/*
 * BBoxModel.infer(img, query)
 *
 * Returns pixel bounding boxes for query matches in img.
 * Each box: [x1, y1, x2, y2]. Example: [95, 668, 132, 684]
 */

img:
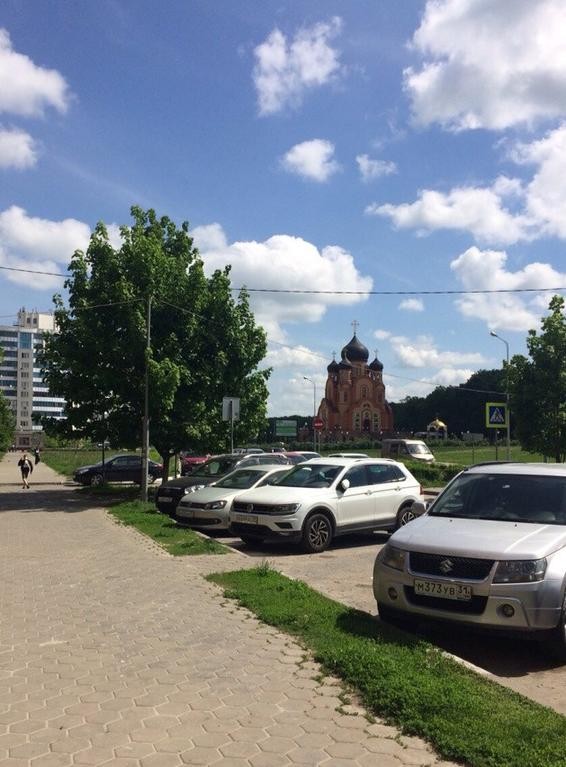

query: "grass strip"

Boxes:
[208, 565, 566, 767]
[108, 500, 227, 556]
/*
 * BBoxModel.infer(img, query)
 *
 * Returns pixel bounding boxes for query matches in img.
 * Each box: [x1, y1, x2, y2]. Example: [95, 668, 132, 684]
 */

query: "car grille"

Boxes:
[232, 501, 280, 515]
[409, 552, 494, 581]
[184, 502, 207, 510]
[405, 587, 488, 615]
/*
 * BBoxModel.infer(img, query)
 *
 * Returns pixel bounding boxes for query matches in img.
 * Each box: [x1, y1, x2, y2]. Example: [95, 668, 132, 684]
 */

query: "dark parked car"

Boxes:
[156, 452, 292, 515]
[73, 455, 163, 486]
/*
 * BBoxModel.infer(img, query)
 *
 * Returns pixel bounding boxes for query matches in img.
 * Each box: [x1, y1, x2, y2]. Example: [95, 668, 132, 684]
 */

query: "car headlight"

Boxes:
[183, 484, 205, 494]
[493, 558, 547, 583]
[205, 500, 227, 510]
[379, 545, 407, 571]
[271, 503, 301, 515]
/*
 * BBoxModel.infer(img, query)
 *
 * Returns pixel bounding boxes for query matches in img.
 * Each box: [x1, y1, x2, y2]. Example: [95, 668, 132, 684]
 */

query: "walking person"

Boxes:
[34, 447, 41, 465]
[18, 453, 33, 489]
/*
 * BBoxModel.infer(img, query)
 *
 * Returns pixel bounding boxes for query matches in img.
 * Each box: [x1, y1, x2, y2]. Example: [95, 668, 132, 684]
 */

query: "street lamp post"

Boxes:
[303, 376, 317, 452]
[490, 331, 511, 461]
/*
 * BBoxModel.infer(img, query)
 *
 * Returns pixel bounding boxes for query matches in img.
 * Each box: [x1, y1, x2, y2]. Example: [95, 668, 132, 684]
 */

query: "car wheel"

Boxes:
[544, 593, 566, 662]
[240, 534, 264, 547]
[90, 473, 104, 487]
[396, 503, 417, 529]
[377, 602, 418, 632]
[302, 512, 333, 553]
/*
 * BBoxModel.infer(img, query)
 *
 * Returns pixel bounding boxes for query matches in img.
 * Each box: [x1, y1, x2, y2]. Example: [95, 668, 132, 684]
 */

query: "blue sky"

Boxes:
[1, 0, 566, 418]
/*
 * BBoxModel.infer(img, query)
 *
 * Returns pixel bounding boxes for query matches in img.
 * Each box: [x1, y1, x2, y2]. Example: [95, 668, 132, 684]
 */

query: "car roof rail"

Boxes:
[465, 461, 515, 468]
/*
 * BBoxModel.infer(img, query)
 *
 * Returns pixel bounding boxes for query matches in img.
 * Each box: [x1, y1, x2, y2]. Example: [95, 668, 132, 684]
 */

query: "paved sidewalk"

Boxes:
[0, 451, 67, 487]
[0, 455, 456, 767]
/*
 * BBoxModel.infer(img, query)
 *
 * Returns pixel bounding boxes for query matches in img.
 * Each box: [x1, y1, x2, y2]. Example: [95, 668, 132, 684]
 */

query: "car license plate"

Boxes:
[233, 513, 258, 525]
[177, 508, 193, 518]
[414, 579, 472, 601]
[159, 497, 172, 503]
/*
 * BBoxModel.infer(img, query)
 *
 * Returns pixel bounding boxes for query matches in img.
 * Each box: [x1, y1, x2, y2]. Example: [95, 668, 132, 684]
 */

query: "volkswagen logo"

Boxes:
[246, 504, 254, 513]
[439, 558, 454, 574]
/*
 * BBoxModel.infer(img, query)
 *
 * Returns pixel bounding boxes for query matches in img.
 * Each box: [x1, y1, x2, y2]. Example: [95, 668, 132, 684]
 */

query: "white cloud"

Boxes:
[399, 298, 424, 312]
[369, 178, 530, 245]
[356, 154, 396, 182]
[281, 139, 339, 182]
[265, 342, 323, 370]
[450, 245, 566, 331]
[0, 206, 90, 263]
[373, 329, 391, 340]
[192, 223, 372, 340]
[0, 28, 70, 117]
[253, 18, 343, 116]
[405, 0, 566, 130]
[0, 127, 37, 169]
[429, 368, 476, 386]
[388, 333, 486, 369]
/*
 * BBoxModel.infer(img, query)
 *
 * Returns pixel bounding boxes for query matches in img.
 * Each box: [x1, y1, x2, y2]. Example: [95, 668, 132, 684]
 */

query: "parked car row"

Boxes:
[73, 455, 163, 486]
[161, 456, 423, 553]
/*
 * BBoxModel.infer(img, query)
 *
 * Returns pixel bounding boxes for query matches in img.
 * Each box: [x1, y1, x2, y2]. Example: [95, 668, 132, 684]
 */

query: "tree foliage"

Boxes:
[508, 295, 566, 462]
[41, 207, 270, 470]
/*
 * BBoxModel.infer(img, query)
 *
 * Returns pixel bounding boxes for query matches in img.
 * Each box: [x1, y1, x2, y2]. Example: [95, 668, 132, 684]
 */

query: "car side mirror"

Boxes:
[412, 500, 427, 517]
[339, 479, 350, 492]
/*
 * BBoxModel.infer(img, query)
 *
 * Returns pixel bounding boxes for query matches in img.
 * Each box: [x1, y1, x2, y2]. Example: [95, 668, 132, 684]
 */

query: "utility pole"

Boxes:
[141, 295, 152, 501]
[490, 331, 511, 461]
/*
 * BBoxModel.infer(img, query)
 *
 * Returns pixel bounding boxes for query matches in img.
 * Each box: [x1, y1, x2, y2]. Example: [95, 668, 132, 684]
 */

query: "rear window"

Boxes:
[193, 458, 238, 477]
[276, 463, 343, 488]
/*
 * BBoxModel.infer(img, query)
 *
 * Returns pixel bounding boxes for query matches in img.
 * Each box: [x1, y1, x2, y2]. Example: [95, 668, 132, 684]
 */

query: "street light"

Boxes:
[303, 376, 317, 452]
[490, 330, 511, 461]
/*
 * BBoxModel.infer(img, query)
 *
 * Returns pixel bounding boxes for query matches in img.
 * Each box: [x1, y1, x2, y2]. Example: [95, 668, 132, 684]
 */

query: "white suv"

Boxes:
[229, 458, 423, 553]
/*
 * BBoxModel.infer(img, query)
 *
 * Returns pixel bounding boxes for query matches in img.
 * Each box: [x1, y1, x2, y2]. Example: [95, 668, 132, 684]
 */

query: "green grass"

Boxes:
[108, 500, 227, 556]
[433, 444, 544, 465]
[208, 566, 566, 767]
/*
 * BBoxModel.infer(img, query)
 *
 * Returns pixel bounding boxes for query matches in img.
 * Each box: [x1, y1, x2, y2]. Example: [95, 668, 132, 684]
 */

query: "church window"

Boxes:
[343, 391, 348, 403]
[353, 412, 361, 430]
[361, 385, 367, 398]
[373, 413, 380, 430]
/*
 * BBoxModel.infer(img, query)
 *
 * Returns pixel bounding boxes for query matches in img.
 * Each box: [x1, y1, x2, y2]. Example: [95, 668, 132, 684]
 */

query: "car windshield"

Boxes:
[429, 473, 566, 525]
[215, 469, 266, 489]
[407, 444, 431, 455]
[275, 463, 343, 488]
[192, 458, 238, 477]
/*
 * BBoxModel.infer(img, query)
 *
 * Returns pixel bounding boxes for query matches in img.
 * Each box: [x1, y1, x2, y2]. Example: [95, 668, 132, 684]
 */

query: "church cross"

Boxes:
[351, 320, 359, 335]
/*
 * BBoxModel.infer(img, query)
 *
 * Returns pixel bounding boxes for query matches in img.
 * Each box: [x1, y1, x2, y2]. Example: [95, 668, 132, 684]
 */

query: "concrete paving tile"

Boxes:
[201, 720, 237, 735]
[140, 754, 182, 767]
[248, 753, 291, 767]
[358, 756, 403, 767]
[286, 747, 328, 765]
[191, 732, 231, 749]
[30, 753, 73, 767]
[9, 741, 51, 759]
[328, 726, 366, 744]
[365, 722, 398, 739]
[325, 741, 365, 760]
[114, 743, 156, 759]
[9, 719, 47, 734]
[179, 746, 222, 764]
[50, 737, 92, 754]
[219, 740, 260, 759]
[154, 738, 196, 754]
[257, 737, 294, 755]
[229, 727, 267, 743]
[72, 746, 115, 764]
[0, 759, 30, 767]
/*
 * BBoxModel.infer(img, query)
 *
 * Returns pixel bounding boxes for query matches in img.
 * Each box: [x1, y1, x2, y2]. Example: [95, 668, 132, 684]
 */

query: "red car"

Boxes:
[180, 451, 211, 476]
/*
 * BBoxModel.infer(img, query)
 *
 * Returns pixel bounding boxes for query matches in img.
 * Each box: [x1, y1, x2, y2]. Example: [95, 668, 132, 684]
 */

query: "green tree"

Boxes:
[41, 206, 270, 476]
[508, 295, 566, 462]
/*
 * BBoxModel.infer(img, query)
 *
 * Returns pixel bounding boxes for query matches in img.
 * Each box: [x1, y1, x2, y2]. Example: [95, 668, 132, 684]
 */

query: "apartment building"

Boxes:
[0, 308, 66, 449]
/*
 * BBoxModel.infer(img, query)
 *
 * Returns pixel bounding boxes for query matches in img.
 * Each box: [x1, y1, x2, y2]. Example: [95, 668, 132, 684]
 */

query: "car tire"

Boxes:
[240, 534, 264, 547]
[90, 473, 104, 487]
[396, 503, 417, 529]
[377, 602, 418, 632]
[544, 593, 566, 662]
[301, 512, 333, 553]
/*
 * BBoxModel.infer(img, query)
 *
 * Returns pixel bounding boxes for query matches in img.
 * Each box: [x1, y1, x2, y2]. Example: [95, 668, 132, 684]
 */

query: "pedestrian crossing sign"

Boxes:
[486, 402, 508, 428]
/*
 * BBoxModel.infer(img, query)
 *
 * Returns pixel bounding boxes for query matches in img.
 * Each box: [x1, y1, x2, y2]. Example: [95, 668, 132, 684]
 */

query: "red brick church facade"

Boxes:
[317, 328, 394, 439]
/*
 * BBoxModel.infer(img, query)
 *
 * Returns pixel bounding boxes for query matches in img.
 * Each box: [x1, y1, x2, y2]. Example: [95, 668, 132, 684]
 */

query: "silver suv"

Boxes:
[373, 462, 566, 659]
[230, 458, 422, 553]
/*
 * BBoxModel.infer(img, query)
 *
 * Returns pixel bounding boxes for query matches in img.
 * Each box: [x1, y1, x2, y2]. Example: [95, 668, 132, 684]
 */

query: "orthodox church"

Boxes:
[317, 324, 394, 438]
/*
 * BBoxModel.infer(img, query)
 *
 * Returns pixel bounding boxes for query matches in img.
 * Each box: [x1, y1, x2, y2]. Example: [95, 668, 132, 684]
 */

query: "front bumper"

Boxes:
[373, 560, 562, 633]
[230, 511, 302, 542]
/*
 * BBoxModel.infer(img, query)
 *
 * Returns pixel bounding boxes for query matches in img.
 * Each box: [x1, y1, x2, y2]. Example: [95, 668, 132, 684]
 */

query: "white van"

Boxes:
[381, 439, 435, 463]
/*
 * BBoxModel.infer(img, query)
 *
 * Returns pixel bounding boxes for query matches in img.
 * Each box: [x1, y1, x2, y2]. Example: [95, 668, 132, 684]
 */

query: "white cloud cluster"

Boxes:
[253, 17, 343, 116]
[0, 127, 37, 169]
[0, 29, 70, 117]
[192, 223, 372, 339]
[356, 154, 396, 182]
[405, 0, 566, 130]
[0, 206, 119, 290]
[281, 139, 339, 182]
[450, 246, 566, 331]
[369, 177, 529, 245]
[0, 29, 70, 173]
[398, 298, 424, 312]
[387, 333, 486, 369]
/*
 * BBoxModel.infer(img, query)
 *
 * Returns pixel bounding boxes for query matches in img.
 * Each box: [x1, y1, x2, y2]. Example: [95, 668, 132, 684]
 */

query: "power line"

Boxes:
[1, 264, 565, 296]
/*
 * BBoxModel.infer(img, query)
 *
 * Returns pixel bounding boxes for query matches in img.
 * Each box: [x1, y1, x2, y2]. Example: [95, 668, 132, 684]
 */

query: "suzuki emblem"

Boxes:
[439, 558, 454, 574]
